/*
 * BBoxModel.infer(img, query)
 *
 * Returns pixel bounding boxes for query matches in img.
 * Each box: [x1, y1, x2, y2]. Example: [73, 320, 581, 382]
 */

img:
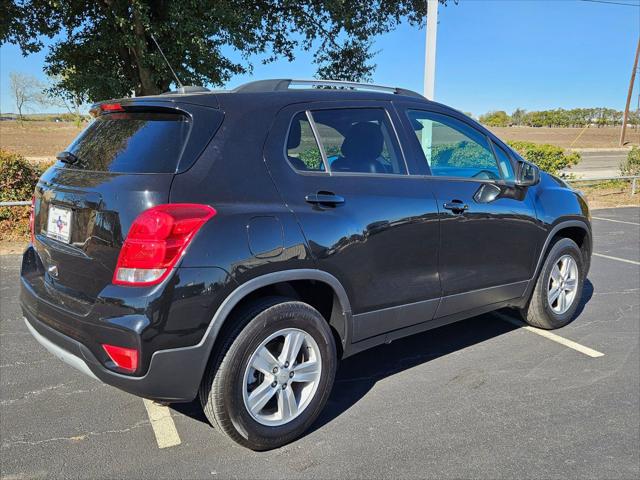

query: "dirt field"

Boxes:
[0, 121, 83, 160]
[488, 125, 640, 149]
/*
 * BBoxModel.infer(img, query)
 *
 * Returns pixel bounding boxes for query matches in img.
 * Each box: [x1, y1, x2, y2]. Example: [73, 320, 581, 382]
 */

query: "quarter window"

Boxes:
[407, 110, 502, 180]
[286, 112, 325, 171]
[310, 108, 406, 175]
[491, 140, 516, 181]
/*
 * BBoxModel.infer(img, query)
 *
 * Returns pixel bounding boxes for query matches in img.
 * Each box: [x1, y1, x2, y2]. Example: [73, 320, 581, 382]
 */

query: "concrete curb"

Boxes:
[569, 147, 632, 152]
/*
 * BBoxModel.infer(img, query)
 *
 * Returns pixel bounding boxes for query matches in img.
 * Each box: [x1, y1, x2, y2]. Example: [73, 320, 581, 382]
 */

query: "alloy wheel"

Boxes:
[547, 254, 579, 315]
[242, 328, 322, 426]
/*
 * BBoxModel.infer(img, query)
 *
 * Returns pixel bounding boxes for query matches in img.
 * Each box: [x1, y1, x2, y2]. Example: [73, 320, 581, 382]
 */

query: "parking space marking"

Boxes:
[593, 252, 640, 266]
[591, 216, 639, 226]
[142, 399, 181, 449]
[495, 313, 605, 358]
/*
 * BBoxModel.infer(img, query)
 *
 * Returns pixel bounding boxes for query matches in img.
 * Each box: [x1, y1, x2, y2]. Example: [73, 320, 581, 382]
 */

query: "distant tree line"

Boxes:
[479, 108, 640, 128]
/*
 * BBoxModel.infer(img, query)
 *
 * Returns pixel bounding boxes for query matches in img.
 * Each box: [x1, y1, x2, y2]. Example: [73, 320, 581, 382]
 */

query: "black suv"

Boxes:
[21, 79, 591, 450]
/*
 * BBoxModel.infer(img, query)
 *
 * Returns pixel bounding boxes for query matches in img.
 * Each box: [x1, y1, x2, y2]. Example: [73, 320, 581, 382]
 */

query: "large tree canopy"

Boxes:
[2, 1, 447, 101]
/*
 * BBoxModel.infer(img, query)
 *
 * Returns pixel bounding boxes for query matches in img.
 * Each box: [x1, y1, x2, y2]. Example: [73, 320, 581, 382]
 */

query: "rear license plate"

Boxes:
[46, 205, 72, 243]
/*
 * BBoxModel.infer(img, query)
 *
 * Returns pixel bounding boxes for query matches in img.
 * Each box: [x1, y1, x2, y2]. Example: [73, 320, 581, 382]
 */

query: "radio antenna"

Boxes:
[149, 33, 184, 91]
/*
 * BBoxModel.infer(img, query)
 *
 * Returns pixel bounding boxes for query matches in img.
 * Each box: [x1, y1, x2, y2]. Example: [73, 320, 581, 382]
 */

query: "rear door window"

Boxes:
[310, 108, 406, 175]
[62, 112, 191, 173]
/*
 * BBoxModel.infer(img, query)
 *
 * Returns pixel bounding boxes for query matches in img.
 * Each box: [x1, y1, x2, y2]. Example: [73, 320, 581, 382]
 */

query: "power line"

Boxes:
[580, 0, 640, 7]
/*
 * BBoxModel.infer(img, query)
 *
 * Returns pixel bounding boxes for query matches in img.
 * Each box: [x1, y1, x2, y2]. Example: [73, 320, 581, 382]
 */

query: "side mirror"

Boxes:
[515, 161, 540, 187]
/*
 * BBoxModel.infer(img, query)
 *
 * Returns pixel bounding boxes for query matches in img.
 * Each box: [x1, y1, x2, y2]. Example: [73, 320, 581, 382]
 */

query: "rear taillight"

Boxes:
[102, 344, 138, 373]
[29, 195, 35, 244]
[113, 204, 216, 286]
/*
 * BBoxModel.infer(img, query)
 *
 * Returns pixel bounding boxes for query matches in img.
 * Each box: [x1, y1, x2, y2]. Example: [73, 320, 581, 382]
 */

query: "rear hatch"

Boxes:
[29, 100, 222, 313]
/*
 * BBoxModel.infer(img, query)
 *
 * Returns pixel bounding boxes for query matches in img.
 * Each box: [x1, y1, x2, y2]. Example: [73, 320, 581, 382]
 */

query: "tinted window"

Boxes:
[62, 112, 191, 173]
[311, 108, 405, 175]
[407, 110, 501, 180]
[286, 112, 325, 171]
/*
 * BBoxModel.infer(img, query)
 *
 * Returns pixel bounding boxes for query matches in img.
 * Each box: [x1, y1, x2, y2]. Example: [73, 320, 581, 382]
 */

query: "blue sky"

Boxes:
[1, 0, 639, 117]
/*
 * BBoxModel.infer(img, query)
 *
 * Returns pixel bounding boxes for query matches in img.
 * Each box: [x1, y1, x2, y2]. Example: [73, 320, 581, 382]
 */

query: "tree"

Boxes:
[479, 110, 510, 127]
[511, 108, 526, 126]
[2, 1, 448, 102]
[44, 74, 88, 126]
[8, 72, 45, 121]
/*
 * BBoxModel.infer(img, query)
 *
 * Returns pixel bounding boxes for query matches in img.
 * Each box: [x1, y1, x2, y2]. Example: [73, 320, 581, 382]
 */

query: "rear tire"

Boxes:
[199, 297, 337, 451]
[521, 238, 584, 329]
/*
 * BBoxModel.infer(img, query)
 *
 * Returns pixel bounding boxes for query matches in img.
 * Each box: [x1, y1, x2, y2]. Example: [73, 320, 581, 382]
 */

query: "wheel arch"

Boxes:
[204, 270, 353, 364]
[521, 219, 592, 305]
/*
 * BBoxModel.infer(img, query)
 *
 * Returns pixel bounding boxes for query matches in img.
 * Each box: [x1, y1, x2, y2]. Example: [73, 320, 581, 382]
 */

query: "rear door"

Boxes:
[396, 103, 544, 317]
[31, 102, 222, 311]
[264, 101, 441, 343]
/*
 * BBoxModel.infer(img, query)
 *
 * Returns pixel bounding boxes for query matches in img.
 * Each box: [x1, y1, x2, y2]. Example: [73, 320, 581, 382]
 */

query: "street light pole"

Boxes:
[424, 0, 439, 100]
[421, 0, 439, 165]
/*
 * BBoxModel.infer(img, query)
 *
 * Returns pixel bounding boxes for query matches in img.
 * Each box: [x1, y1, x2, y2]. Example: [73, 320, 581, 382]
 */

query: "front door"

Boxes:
[264, 101, 441, 342]
[397, 105, 544, 317]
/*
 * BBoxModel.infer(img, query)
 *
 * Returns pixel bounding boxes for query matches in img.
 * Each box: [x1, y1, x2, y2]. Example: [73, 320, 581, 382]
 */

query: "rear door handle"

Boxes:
[443, 201, 469, 213]
[305, 192, 345, 207]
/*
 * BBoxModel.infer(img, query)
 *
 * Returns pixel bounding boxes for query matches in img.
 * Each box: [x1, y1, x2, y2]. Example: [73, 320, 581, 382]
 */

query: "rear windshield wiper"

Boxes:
[56, 151, 80, 165]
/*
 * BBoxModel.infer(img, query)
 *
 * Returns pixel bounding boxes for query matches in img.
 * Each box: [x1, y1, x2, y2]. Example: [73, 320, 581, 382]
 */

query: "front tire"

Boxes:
[522, 238, 585, 329]
[199, 297, 337, 451]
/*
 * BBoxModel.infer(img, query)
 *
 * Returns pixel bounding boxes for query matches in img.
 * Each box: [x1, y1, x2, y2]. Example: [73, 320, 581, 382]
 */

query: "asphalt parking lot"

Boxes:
[1, 207, 638, 479]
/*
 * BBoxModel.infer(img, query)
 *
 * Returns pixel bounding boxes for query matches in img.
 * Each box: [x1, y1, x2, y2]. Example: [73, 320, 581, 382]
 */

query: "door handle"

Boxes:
[305, 192, 345, 207]
[443, 201, 469, 213]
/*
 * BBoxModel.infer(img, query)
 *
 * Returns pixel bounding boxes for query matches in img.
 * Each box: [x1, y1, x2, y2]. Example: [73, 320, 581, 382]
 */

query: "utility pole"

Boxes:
[620, 37, 640, 146]
[423, 0, 439, 100]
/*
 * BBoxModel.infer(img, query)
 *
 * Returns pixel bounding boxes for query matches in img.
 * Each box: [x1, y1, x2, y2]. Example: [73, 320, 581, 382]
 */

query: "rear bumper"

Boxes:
[20, 245, 233, 402]
[23, 309, 208, 402]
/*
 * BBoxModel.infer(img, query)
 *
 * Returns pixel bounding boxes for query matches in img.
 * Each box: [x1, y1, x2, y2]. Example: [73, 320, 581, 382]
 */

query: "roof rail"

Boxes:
[161, 85, 210, 95]
[233, 79, 424, 99]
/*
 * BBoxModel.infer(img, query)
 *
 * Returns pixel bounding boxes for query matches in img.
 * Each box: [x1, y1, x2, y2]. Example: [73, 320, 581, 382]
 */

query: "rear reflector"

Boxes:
[113, 203, 216, 286]
[102, 344, 138, 373]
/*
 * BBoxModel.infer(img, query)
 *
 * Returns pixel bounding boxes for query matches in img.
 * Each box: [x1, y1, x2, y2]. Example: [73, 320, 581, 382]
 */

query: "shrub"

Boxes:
[620, 146, 640, 176]
[297, 145, 340, 170]
[507, 141, 580, 176]
[432, 142, 496, 170]
[0, 149, 52, 241]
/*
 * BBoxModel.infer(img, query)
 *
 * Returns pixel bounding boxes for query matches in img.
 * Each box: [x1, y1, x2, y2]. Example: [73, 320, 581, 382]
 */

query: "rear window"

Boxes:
[62, 112, 191, 173]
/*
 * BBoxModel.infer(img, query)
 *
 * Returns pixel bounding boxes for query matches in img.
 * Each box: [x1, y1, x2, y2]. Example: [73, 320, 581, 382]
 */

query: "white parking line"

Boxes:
[143, 399, 181, 449]
[495, 313, 604, 358]
[591, 216, 640, 226]
[593, 252, 640, 266]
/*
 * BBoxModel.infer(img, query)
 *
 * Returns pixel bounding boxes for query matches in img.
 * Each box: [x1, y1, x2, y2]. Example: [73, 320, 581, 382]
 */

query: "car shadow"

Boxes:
[574, 278, 594, 317]
[309, 310, 520, 435]
[171, 279, 595, 435]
